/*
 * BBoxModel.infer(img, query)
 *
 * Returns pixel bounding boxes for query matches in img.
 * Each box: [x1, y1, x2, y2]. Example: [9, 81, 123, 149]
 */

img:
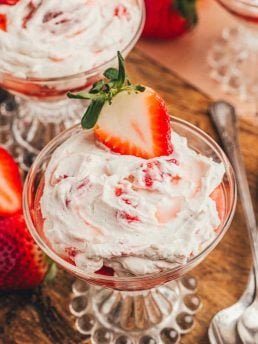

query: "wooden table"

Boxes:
[0, 47, 257, 344]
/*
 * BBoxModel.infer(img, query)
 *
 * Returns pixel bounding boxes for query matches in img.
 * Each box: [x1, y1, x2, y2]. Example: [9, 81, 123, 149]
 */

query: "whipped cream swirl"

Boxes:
[0, 0, 141, 78]
[41, 131, 225, 275]
[41, 130, 225, 276]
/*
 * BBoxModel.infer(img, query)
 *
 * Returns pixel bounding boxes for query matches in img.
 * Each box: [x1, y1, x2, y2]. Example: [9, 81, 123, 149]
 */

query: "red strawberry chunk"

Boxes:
[114, 183, 138, 208]
[115, 187, 124, 197]
[144, 174, 153, 187]
[122, 198, 132, 205]
[119, 211, 140, 224]
[96, 266, 114, 276]
[114, 5, 127, 17]
[43, 11, 62, 23]
[65, 247, 79, 259]
[22, 1, 41, 29]
[0, 13, 7, 31]
[167, 158, 179, 165]
[76, 177, 90, 190]
[139, 161, 164, 187]
[132, 159, 181, 190]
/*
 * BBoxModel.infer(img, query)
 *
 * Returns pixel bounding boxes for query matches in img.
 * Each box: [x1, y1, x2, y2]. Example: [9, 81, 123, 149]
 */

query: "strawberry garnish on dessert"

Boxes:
[68, 52, 173, 159]
[142, 0, 197, 39]
[0, 147, 22, 217]
[0, 13, 7, 31]
[0, 212, 55, 290]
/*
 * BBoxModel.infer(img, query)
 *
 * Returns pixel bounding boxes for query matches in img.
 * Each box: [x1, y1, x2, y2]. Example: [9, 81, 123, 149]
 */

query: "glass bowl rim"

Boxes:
[0, 0, 145, 83]
[23, 116, 237, 283]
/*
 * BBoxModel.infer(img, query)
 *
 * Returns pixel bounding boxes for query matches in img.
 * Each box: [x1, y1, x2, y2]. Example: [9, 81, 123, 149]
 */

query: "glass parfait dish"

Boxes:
[23, 116, 236, 343]
[0, 0, 145, 170]
[208, 0, 258, 102]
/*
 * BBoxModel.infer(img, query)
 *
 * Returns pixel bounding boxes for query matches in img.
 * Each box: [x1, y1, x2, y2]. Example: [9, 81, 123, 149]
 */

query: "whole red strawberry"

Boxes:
[0, 147, 22, 217]
[142, 0, 198, 39]
[0, 212, 53, 290]
[0, 147, 54, 290]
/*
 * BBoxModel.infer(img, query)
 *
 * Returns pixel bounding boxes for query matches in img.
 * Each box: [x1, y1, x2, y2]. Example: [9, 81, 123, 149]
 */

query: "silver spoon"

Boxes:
[209, 270, 254, 344]
[208, 101, 257, 344]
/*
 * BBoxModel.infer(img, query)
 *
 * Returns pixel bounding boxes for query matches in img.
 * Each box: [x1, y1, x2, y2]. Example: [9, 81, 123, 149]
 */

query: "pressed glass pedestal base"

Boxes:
[69, 275, 201, 344]
[0, 91, 16, 151]
[0, 94, 85, 172]
[11, 97, 85, 171]
[207, 26, 258, 102]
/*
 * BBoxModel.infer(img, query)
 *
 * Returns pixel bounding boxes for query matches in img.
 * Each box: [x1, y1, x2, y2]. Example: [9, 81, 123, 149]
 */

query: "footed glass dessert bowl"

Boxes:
[0, 0, 145, 170]
[208, 0, 258, 101]
[23, 117, 236, 344]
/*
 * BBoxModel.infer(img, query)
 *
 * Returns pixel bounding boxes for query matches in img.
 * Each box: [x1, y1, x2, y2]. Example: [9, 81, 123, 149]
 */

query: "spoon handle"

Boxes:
[209, 101, 258, 289]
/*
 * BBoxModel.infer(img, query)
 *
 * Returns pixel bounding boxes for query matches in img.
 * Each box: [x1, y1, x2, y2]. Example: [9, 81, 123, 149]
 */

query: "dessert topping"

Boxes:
[68, 52, 173, 159]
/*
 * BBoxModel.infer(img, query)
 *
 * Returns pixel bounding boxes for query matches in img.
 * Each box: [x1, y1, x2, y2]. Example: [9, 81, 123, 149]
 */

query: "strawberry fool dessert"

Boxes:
[0, 0, 141, 79]
[39, 53, 226, 277]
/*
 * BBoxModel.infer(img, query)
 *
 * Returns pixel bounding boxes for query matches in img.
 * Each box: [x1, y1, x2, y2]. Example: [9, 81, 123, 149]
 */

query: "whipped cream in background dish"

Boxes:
[0, 0, 141, 78]
[40, 130, 225, 276]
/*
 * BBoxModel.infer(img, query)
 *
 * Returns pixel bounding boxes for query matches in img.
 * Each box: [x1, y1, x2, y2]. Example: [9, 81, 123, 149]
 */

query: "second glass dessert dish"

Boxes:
[23, 117, 236, 343]
[0, 0, 145, 169]
[208, 0, 258, 101]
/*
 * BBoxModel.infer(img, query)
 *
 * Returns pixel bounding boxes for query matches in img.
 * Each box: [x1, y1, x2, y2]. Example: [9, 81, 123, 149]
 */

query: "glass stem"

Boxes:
[11, 97, 86, 171]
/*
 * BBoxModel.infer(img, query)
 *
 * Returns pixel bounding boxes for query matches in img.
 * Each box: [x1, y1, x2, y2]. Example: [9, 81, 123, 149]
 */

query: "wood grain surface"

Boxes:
[0, 46, 257, 344]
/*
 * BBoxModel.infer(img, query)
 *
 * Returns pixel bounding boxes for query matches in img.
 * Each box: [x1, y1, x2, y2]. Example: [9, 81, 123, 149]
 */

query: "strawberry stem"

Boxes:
[173, 0, 198, 27]
[116, 51, 126, 88]
[67, 51, 145, 129]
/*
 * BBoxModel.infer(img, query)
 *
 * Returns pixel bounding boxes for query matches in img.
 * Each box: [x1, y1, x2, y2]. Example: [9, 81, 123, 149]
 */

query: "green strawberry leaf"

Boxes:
[67, 91, 97, 100]
[173, 0, 198, 27]
[81, 97, 106, 129]
[116, 51, 126, 88]
[89, 80, 105, 93]
[104, 67, 118, 80]
[135, 85, 146, 92]
[67, 52, 145, 130]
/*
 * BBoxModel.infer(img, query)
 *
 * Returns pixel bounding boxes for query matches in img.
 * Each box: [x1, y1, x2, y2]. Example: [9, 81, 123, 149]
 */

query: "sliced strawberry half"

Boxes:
[0, 147, 22, 217]
[68, 52, 173, 159]
[0, 13, 7, 31]
[95, 87, 173, 159]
